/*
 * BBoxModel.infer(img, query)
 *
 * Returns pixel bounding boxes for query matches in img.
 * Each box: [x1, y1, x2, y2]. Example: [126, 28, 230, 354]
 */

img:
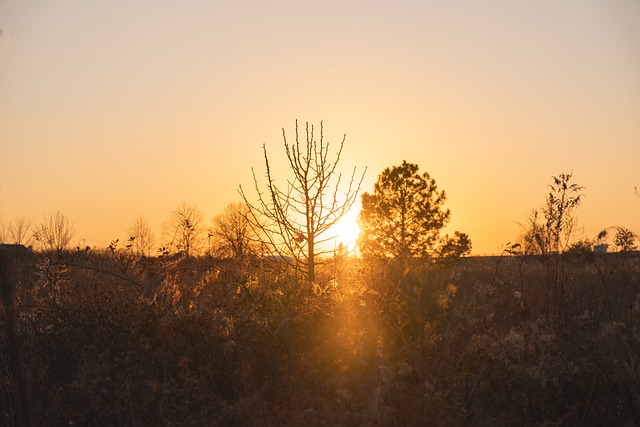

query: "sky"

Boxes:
[1, 0, 639, 255]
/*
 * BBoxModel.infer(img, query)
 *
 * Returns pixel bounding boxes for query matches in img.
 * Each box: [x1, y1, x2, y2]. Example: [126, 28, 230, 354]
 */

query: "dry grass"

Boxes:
[1, 249, 639, 426]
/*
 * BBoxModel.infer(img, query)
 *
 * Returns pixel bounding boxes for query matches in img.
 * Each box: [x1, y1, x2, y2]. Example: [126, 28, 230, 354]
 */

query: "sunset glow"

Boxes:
[1, 3, 639, 422]
[0, 1, 638, 254]
[332, 210, 361, 253]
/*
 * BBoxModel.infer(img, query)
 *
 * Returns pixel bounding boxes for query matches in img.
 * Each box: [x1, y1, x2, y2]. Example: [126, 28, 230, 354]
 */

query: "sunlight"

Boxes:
[332, 209, 360, 252]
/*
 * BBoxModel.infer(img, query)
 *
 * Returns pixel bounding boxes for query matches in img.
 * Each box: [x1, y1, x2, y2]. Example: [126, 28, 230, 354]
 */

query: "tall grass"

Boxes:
[1, 248, 638, 425]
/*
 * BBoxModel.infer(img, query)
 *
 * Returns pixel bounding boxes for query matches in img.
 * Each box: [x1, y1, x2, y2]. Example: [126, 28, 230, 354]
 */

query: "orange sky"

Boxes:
[1, 1, 639, 254]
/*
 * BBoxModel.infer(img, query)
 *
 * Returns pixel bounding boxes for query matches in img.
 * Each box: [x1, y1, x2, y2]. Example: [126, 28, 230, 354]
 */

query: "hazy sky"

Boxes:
[1, 0, 639, 254]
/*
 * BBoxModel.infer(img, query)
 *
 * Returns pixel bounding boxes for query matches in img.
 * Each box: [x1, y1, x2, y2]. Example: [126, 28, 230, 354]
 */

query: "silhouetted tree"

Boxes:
[439, 231, 472, 258]
[358, 161, 463, 260]
[127, 215, 155, 256]
[0, 217, 33, 246]
[33, 211, 75, 252]
[240, 121, 365, 287]
[162, 202, 205, 256]
[209, 202, 256, 261]
[612, 227, 637, 252]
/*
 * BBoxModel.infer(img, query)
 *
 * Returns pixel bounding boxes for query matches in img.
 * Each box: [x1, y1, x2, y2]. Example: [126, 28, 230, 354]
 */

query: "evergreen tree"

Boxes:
[358, 161, 469, 259]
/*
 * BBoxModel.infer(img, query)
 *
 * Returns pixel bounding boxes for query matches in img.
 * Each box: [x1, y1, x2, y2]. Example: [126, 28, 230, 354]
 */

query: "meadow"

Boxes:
[1, 247, 639, 426]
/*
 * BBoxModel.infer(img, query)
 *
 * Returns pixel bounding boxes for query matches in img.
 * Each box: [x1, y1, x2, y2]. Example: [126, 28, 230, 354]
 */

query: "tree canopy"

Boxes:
[358, 161, 470, 259]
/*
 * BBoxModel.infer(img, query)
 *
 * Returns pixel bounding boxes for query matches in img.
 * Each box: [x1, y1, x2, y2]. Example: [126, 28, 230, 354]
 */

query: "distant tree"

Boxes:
[1, 217, 34, 247]
[162, 202, 205, 256]
[7, 217, 34, 246]
[127, 215, 155, 256]
[0, 217, 33, 245]
[439, 231, 472, 258]
[0, 219, 6, 243]
[240, 121, 365, 287]
[209, 202, 257, 260]
[358, 161, 465, 260]
[613, 227, 637, 252]
[517, 209, 547, 255]
[33, 211, 76, 252]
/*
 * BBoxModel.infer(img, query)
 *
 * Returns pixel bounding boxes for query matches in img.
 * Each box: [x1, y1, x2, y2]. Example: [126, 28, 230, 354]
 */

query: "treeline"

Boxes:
[0, 203, 249, 258]
[1, 122, 475, 272]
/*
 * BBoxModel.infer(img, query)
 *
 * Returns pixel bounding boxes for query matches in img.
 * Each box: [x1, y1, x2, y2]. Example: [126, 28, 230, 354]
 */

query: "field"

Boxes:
[1, 249, 639, 426]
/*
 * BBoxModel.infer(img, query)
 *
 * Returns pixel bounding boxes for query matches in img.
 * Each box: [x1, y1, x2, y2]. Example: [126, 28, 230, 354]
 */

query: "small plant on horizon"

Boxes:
[108, 239, 119, 255]
[517, 172, 584, 255]
[544, 172, 584, 253]
[613, 227, 638, 252]
[128, 215, 155, 256]
[598, 226, 638, 252]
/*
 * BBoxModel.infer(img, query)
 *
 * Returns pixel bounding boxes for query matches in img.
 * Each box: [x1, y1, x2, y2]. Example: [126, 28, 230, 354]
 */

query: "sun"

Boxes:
[332, 210, 361, 252]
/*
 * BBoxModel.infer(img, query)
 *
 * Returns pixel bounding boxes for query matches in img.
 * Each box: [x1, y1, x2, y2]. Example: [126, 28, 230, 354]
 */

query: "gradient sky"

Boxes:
[1, 0, 639, 254]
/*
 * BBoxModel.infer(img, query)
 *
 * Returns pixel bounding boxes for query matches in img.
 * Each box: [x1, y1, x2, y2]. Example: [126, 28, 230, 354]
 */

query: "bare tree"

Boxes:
[33, 211, 76, 252]
[209, 202, 257, 260]
[127, 215, 155, 256]
[162, 202, 205, 256]
[6, 217, 34, 246]
[0, 218, 7, 243]
[240, 121, 366, 287]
